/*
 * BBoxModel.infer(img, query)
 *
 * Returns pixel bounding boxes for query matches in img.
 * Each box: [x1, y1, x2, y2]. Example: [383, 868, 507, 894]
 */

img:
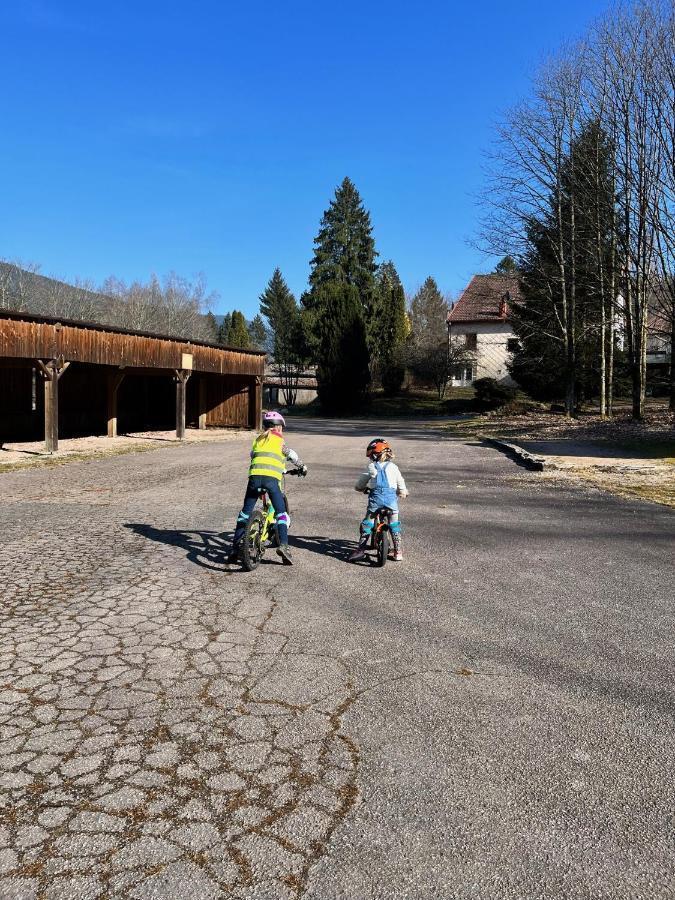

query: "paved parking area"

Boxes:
[1, 420, 674, 899]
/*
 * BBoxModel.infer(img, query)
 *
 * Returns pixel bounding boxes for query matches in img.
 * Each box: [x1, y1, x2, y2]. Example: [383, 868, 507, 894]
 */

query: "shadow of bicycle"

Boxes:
[289, 533, 375, 565]
[124, 523, 235, 572]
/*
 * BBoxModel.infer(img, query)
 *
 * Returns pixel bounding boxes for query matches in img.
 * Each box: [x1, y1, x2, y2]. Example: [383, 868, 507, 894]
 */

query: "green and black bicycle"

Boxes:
[239, 468, 305, 571]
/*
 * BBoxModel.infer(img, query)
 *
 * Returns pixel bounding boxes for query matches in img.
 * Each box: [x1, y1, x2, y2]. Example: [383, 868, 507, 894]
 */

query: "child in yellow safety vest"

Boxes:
[228, 411, 307, 566]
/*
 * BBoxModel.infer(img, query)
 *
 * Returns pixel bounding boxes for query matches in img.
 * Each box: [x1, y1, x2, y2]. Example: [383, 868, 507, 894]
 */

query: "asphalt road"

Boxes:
[0, 419, 673, 900]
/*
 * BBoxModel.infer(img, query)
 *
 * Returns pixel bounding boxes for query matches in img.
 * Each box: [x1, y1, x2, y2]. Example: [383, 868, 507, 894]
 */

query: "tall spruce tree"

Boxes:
[314, 282, 370, 413]
[306, 178, 376, 407]
[308, 177, 378, 303]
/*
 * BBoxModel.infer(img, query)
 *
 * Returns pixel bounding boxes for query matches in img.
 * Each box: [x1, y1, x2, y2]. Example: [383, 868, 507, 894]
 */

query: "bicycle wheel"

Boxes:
[375, 527, 388, 568]
[241, 510, 265, 571]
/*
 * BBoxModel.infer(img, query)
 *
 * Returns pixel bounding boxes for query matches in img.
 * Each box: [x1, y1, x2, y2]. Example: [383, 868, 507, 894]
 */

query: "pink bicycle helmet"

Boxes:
[263, 410, 286, 428]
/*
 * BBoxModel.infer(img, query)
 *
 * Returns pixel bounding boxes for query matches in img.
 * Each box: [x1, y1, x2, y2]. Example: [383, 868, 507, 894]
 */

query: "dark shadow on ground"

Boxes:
[480, 439, 541, 470]
[125, 523, 297, 571]
[289, 533, 380, 566]
[124, 524, 234, 572]
[0, 446, 46, 456]
[516, 438, 675, 459]
[286, 417, 473, 444]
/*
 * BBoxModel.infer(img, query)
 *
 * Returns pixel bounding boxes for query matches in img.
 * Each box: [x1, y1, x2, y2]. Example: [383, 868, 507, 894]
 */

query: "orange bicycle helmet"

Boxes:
[366, 438, 391, 458]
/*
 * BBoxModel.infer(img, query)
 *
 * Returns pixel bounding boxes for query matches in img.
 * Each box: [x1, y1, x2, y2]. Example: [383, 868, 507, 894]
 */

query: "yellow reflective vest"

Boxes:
[248, 431, 285, 481]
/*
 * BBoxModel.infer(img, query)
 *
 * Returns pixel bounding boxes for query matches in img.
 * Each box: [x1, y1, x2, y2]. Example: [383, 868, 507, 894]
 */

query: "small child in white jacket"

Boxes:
[349, 438, 408, 562]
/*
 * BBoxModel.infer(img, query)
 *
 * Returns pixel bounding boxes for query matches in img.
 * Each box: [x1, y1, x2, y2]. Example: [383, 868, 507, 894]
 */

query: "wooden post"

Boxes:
[175, 370, 191, 439]
[249, 375, 262, 429]
[198, 375, 207, 430]
[36, 358, 70, 453]
[107, 370, 125, 438]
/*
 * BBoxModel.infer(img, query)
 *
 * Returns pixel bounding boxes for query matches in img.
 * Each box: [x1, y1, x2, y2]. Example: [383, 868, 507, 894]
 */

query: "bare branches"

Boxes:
[481, 0, 674, 417]
[0, 261, 220, 343]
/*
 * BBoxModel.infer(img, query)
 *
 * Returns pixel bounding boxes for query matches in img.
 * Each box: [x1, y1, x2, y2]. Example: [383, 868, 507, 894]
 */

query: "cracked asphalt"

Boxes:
[1, 419, 673, 899]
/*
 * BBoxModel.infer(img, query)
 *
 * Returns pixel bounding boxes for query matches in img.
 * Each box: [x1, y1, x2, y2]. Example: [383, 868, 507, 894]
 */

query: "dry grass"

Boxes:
[542, 466, 675, 508]
[0, 428, 248, 474]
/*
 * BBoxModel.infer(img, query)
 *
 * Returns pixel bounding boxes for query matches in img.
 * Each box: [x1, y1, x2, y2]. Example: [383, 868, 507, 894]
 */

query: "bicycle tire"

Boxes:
[241, 510, 265, 571]
[375, 527, 388, 568]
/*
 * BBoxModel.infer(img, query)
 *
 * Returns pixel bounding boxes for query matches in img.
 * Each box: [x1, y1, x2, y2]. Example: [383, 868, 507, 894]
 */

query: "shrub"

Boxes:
[497, 398, 546, 415]
[473, 377, 517, 407]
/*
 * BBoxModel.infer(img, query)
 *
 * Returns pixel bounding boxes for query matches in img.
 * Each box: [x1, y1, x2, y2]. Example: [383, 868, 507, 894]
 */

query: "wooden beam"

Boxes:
[107, 371, 126, 438]
[198, 375, 207, 430]
[42, 362, 58, 453]
[35, 359, 51, 380]
[175, 370, 191, 439]
[249, 375, 262, 430]
[55, 361, 70, 381]
[37, 358, 69, 452]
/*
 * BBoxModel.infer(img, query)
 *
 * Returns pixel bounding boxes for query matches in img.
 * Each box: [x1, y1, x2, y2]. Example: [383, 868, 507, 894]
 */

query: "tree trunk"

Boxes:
[670, 305, 675, 412]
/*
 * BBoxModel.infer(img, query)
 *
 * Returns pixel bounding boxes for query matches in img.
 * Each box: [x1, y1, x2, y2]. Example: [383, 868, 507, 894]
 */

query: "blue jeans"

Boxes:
[232, 476, 288, 548]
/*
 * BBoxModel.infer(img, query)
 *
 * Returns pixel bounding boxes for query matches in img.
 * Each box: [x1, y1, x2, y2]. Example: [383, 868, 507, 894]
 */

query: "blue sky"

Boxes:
[1, 0, 611, 317]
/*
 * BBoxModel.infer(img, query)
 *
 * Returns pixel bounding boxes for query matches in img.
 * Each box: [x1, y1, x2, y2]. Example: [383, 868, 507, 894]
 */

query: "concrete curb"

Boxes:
[483, 437, 552, 471]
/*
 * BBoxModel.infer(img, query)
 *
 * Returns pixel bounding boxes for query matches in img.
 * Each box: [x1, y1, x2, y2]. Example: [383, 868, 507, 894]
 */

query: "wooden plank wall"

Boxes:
[204, 374, 253, 427]
[0, 314, 265, 377]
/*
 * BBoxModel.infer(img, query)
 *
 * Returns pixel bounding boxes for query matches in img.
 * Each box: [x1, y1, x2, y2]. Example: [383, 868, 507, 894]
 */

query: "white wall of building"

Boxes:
[449, 321, 517, 386]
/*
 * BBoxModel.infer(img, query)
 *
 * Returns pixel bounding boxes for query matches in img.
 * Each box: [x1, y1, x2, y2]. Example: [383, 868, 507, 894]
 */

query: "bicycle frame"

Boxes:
[258, 490, 277, 544]
[369, 507, 392, 547]
[256, 469, 290, 546]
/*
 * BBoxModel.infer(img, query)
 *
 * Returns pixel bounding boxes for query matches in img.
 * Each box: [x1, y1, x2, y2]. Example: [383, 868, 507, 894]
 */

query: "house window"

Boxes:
[507, 338, 520, 353]
[452, 365, 474, 384]
[465, 333, 477, 350]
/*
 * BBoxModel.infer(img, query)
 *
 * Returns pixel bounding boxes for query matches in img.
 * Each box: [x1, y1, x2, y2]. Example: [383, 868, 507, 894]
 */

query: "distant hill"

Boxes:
[0, 262, 218, 343]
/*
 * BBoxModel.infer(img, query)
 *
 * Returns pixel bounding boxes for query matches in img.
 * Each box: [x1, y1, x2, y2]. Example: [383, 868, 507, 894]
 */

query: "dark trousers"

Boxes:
[232, 476, 288, 547]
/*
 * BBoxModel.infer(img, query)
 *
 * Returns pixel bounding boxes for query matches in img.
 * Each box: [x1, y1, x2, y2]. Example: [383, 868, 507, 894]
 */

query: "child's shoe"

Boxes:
[393, 551, 403, 561]
[276, 545, 293, 565]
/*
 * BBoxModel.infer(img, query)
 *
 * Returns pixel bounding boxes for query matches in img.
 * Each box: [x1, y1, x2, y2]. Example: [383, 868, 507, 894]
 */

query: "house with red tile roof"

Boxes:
[447, 274, 521, 386]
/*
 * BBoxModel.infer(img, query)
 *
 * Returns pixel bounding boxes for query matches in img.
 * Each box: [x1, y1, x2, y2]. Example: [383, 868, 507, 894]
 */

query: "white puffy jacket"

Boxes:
[354, 461, 408, 497]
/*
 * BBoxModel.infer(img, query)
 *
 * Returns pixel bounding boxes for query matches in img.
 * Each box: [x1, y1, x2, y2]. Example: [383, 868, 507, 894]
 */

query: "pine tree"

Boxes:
[308, 177, 377, 306]
[247, 314, 268, 350]
[314, 282, 370, 413]
[407, 276, 457, 398]
[370, 261, 408, 394]
[409, 277, 447, 344]
[226, 310, 251, 349]
[305, 178, 377, 406]
[259, 269, 310, 406]
[204, 311, 219, 342]
[260, 269, 297, 334]
[217, 313, 232, 345]
[495, 255, 518, 274]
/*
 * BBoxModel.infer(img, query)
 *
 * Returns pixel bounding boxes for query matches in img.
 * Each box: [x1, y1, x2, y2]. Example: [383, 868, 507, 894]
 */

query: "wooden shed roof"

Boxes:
[0, 309, 265, 376]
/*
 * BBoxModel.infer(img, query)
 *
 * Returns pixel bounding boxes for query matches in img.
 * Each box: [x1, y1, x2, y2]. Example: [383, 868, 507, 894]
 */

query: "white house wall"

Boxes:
[450, 322, 517, 386]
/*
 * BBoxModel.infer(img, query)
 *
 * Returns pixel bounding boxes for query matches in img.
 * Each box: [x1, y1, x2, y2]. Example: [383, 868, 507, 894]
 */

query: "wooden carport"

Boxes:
[0, 310, 265, 451]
